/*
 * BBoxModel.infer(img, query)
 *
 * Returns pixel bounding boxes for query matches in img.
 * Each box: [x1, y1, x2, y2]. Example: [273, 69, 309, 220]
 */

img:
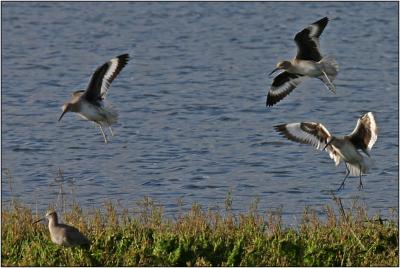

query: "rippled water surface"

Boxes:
[2, 2, 398, 221]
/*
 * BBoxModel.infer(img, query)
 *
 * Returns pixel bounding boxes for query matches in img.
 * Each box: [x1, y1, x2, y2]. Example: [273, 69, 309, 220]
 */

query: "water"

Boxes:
[2, 2, 398, 222]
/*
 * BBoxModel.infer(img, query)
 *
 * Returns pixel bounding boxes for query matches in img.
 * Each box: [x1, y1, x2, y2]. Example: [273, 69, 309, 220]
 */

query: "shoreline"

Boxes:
[2, 197, 398, 266]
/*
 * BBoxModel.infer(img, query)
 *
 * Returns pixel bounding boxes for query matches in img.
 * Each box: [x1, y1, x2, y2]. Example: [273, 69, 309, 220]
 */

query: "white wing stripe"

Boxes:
[104, 59, 119, 80]
[100, 58, 121, 97]
[348, 112, 378, 150]
[270, 76, 307, 96]
[276, 122, 342, 166]
[328, 150, 341, 166]
[284, 123, 326, 150]
[366, 112, 378, 150]
[349, 117, 362, 136]
[309, 24, 319, 37]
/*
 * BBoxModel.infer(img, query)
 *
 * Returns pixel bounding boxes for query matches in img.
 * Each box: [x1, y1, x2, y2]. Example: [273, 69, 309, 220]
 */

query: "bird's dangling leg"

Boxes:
[109, 126, 114, 137]
[358, 164, 364, 190]
[337, 163, 350, 191]
[321, 71, 336, 94]
[99, 125, 108, 144]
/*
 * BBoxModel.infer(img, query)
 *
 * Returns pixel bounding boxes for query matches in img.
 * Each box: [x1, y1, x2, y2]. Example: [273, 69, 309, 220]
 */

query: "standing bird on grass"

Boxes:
[274, 112, 378, 191]
[267, 17, 339, 106]
[33, 210, 90, 247]
[58, 54, 130, 143]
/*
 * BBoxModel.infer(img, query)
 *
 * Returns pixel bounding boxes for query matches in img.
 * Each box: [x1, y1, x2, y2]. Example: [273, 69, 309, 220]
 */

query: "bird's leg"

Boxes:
[358, 164, 364, 190]
[337, 163, 350, 191]
[321, 71, 336, 94]
[109, 126, 114, 136]
[99, 125, 108, 144]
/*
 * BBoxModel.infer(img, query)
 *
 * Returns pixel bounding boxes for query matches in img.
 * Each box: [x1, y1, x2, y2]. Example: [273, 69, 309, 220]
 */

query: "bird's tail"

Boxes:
[101, 105, 118, 126]
[347, 156, 374, 176]
[320, 56, 339, 81]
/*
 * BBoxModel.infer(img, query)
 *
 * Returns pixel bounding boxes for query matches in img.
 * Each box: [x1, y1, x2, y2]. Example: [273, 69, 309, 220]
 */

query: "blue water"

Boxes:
[2, 2, 398, 222]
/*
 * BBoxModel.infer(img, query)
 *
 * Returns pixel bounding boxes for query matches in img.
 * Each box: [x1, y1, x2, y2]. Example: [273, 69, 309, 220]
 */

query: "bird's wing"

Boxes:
[266, 72, 307, 106]
[275, 121, 343, 165]
[347, 112, 378, 151]
[294, 17, 329, 61]
[62, 224, 90, 246]
[274, 122, 332, 150]
[72, 90, 85, 97]
[71, 90, 85, 102]
[84, 54, 130, 102]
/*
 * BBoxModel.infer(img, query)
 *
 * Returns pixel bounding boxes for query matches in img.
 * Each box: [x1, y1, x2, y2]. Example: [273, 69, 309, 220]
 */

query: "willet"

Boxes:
[33, 210, 90, 247]
[274, 112, 378, 190]
[58, 54, 130, 143]
[266, 17, 339, 107]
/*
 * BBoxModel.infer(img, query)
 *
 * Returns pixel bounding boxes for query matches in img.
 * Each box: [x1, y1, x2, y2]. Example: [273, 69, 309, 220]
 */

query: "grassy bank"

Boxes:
[2, 197, 398, 266]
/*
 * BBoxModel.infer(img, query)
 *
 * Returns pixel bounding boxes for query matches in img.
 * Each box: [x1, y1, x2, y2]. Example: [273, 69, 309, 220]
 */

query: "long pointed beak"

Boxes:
[32, 218, 44, 225]
[58, 110, 67, 122]
[268, 68, 279, 77]
[323, 140, 332, 151]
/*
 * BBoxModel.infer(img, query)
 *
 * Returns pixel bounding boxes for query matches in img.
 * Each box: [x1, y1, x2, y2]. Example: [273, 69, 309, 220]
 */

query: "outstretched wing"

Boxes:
[84, 54, 130, 102]
[347, 112, 378, 151]
[294, 17, 329, 61]
[274, 122, 331, 150]
[274, 122, 341, 166]
[266, 72, 307, 106]
[275, 121, 342, 165]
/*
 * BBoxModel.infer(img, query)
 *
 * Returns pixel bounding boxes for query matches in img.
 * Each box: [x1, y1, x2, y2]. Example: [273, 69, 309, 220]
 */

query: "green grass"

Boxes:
[2, 197, 398, 266]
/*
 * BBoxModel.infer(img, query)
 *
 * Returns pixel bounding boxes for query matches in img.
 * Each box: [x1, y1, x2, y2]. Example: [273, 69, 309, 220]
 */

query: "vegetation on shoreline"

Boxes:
[2, 195, 398, 267]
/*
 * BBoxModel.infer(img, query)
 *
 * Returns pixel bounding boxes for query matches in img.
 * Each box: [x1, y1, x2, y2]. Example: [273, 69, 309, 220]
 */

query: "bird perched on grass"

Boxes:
[33, 210, 90, 247]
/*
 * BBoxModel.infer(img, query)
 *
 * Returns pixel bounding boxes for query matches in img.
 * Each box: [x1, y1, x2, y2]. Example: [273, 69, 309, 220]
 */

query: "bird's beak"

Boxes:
[323, 140, 332, 151]
[268, 67, 279, 77]
[58, 110, 67, 122]
[32, 218, 44, 225]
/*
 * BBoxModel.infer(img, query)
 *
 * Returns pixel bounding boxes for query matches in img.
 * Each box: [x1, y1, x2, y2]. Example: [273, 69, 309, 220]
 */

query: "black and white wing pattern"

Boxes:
[294, 17, 329, 62]
[347, 112, 378, 152]
[84, 54, 130, 103]
[266, 72, 307, 107]
[274, 122, 331, 150]
[274, 121, 342, 165]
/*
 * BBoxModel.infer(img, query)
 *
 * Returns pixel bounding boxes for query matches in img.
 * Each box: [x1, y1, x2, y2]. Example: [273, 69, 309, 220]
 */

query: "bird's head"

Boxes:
[58, 103, 72, 121]
[269, 61, 292, 76]
[32, 210, 57, 225]
[45, 210, 57, 220]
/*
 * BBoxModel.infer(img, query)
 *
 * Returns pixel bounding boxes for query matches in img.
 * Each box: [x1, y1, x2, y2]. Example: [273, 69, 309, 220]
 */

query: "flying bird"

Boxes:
[58, 54, 130, 143]
[274, 112, 378, 190]
[267, 17, 339, 107]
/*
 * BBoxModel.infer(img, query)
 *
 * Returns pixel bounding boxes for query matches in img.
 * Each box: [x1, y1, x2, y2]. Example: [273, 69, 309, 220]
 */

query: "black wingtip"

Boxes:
[273, 124, 286, 132]
[117, 53, 129, 58]
[114, 54, 130, 71]
[266, 94, 282, 107]
[315, 17, 329, 27]
[266, 94, 275, 107]
[116, 53, 130, 63]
